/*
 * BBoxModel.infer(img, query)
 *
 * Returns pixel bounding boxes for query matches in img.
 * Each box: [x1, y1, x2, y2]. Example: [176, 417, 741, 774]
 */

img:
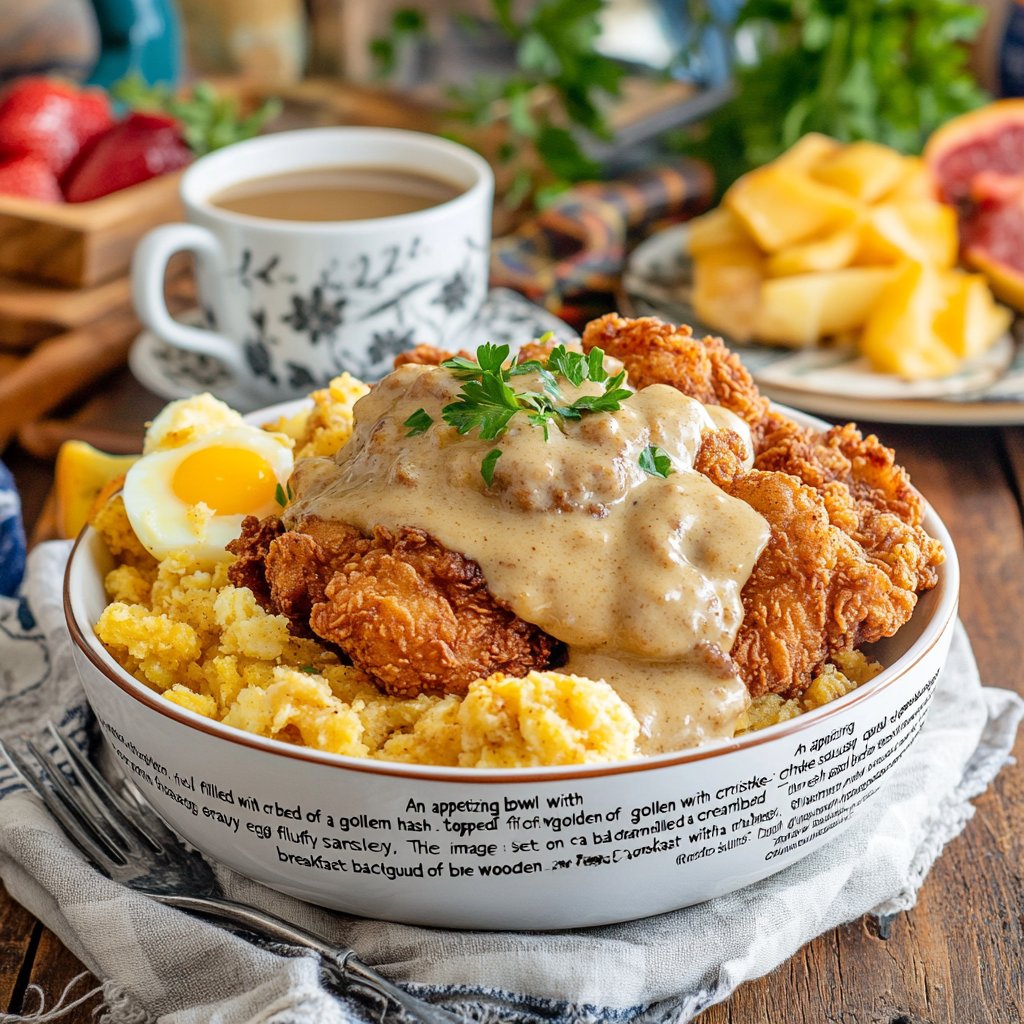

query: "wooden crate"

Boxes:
[0, 171, 183, 288]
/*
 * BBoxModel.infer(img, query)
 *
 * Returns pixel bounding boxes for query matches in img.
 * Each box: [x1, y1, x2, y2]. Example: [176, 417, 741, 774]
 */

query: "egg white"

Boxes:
[124, 426, 294, 561]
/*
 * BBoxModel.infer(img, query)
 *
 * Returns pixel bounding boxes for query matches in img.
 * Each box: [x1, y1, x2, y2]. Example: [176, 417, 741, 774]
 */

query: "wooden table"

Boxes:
[2, 378, 1023, 1022]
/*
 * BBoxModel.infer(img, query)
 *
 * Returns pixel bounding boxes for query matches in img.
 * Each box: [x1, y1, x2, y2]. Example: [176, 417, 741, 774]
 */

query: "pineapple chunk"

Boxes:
[692, 244, 764, 343]
[687, 207, 754, 255]
[810, 141, 908, 203]
[765, 224, 862, 277]
[856, 200, 958, 268]
[725, 165, 863, 252]
[755, 267, 894, 347]
[883, 157, 937, 203]
[774, 133, 842, 173]
[934, 271, 1013, 359]
[860, 261, 958, 378]
[55, 441, 139, 541]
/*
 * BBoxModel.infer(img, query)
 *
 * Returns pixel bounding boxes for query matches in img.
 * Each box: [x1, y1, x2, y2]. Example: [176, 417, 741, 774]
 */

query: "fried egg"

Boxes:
[123, 424, 294, 561]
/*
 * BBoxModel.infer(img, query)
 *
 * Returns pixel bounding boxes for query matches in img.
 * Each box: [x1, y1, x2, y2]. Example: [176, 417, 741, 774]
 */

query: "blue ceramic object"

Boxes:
[0, 461, 26, 598]
[655, 0, 742, 88]
[86, 0, 182, 88]
[1002, 2, 1024, 97]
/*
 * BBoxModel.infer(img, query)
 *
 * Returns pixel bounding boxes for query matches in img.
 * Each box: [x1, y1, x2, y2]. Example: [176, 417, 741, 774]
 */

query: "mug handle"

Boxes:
[132, 224, 248, 377]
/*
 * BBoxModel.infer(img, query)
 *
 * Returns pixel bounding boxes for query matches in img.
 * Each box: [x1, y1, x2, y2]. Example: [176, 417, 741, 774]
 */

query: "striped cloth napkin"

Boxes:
[0, 541, 1020, 1024]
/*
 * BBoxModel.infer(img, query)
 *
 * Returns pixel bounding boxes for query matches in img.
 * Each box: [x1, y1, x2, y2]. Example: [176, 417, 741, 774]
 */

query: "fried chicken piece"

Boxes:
[584, 313, 944, 690]
[581, 313, 773, 446]
[754, 419, 944, 595]
[228, 515, 557, 697]
[226, 515, 284, 609]
[696, 431, 916, 698]
[312, 525, 558, 697]
[393, 344, 472, 368]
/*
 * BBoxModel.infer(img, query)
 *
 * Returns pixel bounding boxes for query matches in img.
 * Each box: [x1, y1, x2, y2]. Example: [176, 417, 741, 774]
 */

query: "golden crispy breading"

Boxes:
[229, 516, 558, 697]
[225, 515, 284, 610]
[696, 431, 917, 698]
[581, 313, 772, 444]
[393, 344, 474, 368]
[312, 525, 558, 698]
[754, 418, 944, 595]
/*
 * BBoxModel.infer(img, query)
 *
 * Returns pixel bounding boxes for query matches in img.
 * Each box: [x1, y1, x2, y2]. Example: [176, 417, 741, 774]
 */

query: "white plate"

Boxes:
[130, 288, 578, 413]
[625, 222, 1024, 425]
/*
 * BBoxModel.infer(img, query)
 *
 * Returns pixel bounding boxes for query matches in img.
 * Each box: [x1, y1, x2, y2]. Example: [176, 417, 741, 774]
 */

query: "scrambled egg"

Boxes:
[267, 372, 370, 458]
[735, 651, 882, 735]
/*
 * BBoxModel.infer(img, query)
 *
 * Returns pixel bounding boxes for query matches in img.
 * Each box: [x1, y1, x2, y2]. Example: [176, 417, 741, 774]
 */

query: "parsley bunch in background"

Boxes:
[679, 0, 988, 193]
[448, 0, 624, 206]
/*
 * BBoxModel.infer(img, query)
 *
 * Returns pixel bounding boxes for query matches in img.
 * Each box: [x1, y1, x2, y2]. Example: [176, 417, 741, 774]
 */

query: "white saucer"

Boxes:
[129, 288, 579, 413]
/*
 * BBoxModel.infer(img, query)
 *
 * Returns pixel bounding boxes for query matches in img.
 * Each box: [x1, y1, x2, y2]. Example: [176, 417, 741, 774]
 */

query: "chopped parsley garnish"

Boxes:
[480, 448, 502, 486]
[299, 665, 319, 674]
[403, 408, 433, 436]
[274, 483, 293, 507]
[639, 445, 674, 479]
[438, 340, 632, 479]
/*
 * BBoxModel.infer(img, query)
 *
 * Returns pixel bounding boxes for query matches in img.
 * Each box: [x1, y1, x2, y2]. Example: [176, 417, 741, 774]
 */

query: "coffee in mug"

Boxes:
[209, 167, 465, 222]
[132, 128, 494, 404]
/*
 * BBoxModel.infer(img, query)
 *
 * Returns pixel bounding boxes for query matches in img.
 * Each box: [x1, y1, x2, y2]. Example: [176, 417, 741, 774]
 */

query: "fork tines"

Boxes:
[0, 723, 163, 873]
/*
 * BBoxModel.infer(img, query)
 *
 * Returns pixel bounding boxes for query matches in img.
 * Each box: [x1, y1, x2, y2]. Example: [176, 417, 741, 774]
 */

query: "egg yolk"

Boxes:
[172, 447, 278, 515]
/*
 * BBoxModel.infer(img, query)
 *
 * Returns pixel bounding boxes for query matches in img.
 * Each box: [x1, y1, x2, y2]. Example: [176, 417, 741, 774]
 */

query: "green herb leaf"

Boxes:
[673, 0, 988, 194]
[587, 346, 608, 383]
[481, 449, 503, 486]
[510, 360, 562, 398]
[545, 344, 588, 386]
[442, 373, 521, 439]
[639, 445, 674, 478]
[567, 387, 632, 415]
[403, 408, 434, 436]
[111, 72, 280, 157]
[444, 0, 623, 198]
[275, 483, 287, 507]
[299, 665, 319, 675]
[441, 354, 486, 380]
[477, 342, 511, 373]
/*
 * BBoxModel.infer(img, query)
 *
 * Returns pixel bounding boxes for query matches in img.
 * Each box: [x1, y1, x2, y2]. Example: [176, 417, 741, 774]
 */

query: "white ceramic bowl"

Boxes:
[64, 408, 959, 930]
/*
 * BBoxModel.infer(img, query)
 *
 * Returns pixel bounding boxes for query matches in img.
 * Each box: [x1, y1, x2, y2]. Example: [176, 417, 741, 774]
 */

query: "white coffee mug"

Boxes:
[132, 127, 494, 401]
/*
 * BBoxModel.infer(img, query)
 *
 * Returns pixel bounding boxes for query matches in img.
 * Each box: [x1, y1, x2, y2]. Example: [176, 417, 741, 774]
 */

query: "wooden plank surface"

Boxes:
[698, 423, 1024, 1024]
[3, 412, 1024, 1021]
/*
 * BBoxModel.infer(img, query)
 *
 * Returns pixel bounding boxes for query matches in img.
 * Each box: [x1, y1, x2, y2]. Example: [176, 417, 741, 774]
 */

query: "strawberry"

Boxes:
[0, 78, 113, 176]
[0, 154, 63, 202]
[62, 112, 193, 203]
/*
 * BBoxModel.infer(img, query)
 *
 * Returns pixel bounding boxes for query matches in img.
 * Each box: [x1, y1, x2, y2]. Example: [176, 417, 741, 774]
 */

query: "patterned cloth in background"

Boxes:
[490, 157, 713, 329]
[0, 461, 26, 597]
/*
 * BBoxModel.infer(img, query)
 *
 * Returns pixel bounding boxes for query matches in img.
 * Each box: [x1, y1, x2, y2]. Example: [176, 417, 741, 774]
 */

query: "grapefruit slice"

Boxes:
[925, 101, 1024, 310]
[925, 99, 1024, 206]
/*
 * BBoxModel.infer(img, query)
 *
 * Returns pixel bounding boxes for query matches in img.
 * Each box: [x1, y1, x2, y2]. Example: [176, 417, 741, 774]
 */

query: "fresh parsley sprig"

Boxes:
[437, 340, 632, 483]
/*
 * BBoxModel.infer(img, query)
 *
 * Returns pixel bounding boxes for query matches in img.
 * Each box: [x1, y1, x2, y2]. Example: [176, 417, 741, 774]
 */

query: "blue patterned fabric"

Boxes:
[0, 461, 26, 598]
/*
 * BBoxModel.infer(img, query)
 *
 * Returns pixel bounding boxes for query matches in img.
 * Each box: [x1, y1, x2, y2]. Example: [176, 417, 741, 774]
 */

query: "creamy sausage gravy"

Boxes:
[286, 363, 771, 753]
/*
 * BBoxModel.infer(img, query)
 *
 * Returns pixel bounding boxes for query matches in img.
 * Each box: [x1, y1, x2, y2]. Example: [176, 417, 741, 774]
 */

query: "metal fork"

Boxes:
[0, 725, 463, 1024]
